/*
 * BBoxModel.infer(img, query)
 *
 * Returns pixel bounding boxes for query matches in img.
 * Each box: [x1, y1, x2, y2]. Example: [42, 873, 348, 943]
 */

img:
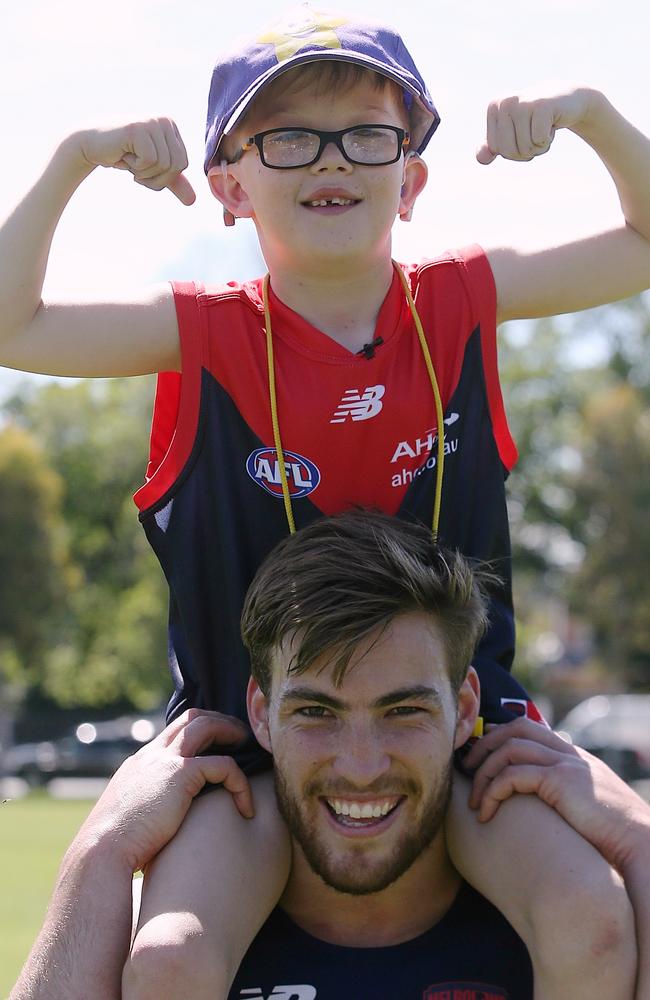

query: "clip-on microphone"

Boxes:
[356, 336, 384, 360]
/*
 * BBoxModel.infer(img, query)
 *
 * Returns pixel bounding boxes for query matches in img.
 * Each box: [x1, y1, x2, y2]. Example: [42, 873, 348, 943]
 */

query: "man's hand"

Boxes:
[463, 716, 650, 873]
[476, 87, 597, 164]
[77, 118, 196, 204]
[75, 709, 254, 874]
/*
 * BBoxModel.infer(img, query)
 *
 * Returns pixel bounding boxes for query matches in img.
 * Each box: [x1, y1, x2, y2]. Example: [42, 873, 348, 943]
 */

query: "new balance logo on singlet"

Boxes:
[330, 385, 385, 423]
[238, 988, 316, 999]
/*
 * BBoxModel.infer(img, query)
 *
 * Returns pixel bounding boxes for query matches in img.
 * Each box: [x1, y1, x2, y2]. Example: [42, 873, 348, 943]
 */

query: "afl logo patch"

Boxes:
[246, 447, 321, 498]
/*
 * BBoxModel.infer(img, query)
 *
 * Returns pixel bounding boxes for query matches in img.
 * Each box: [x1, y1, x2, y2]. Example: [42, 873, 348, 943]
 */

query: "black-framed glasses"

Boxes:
[232, 124, 410, 169]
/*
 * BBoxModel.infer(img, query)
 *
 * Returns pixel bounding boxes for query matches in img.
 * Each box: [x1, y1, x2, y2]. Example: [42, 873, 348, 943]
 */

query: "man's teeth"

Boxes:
[306, 197, 355, 207]
[327, 799, 397, 819]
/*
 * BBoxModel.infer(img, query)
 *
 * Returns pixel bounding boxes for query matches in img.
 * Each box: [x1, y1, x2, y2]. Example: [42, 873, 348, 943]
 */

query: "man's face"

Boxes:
[210, 73, 427, 273]
[248, 612, 478, 895]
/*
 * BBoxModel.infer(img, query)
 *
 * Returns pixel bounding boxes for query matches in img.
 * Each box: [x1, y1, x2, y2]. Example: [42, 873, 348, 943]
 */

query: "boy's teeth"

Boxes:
[307, 197, 354, 207]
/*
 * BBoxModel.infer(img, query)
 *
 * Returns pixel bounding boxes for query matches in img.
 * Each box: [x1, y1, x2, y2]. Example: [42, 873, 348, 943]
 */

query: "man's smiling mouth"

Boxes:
[323, 796, 402, 826]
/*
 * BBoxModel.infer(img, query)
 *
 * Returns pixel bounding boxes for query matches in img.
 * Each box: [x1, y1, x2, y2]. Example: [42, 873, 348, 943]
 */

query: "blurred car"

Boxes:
[556, 694, 650, 783]
[2, 712, 165, 788]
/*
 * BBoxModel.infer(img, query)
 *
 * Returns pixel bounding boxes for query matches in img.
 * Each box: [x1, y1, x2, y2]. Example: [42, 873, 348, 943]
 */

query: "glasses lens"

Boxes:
[342, 127, 400, 164]
[262, 130, 320, 167]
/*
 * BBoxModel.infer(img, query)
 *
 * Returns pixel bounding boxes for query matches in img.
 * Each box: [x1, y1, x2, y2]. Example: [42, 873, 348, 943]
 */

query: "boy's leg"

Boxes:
[122, 771, 290, 1000]
[447, 776, 636, 999]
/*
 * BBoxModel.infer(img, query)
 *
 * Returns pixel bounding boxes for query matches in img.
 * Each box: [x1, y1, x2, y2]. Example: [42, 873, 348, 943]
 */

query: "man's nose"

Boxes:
[331, 727, 391, 785]
[310, 141, 353, 173]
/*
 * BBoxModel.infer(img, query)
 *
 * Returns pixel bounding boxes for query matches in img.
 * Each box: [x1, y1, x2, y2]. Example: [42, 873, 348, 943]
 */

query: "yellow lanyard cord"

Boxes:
[263, 274, 297, 534]
[263, 262, 445, 539]
[394, 264, 445, 539]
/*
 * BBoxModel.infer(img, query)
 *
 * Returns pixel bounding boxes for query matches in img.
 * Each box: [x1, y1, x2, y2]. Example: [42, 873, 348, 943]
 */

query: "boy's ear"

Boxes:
[399, 152, 428, 222]
[453, 666, 481, 749]
[246, 675, 272, 753]
[207, 162, 254, 223]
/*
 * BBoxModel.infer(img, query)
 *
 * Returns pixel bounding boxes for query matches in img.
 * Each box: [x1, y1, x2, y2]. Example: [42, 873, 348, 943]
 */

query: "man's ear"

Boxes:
[399, 152, 428, 222]
[207, 162, 254, 222]
[453, 666, 481, 749]
[246, 675, 272, 753]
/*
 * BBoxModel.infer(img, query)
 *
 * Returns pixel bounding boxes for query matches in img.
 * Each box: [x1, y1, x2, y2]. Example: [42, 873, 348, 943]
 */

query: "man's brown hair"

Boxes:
[241, 510, 491, 695]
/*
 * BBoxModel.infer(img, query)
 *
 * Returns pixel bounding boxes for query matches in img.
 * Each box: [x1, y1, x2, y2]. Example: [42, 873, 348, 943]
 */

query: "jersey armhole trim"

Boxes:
[458, 246, 518, 471]
[133, 281, 205, 512]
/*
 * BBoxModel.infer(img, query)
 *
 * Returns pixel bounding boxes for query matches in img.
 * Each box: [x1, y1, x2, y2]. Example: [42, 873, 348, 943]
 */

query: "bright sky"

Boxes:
[1, 0, 649, 395]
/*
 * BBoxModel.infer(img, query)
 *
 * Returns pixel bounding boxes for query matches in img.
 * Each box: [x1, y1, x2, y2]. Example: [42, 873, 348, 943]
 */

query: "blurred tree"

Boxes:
[0, 424, 74, 696]
[4, 378, 169, 710]
[500, 293, 650, 692]
[569, 382, 650, 689]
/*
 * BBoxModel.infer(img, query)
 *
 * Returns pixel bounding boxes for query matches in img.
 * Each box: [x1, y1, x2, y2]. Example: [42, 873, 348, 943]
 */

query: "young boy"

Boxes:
[2, 7, 649, 998]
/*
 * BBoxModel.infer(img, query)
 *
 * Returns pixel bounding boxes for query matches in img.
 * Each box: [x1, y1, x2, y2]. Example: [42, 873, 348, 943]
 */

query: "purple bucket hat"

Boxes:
[204, 7, 440, 171]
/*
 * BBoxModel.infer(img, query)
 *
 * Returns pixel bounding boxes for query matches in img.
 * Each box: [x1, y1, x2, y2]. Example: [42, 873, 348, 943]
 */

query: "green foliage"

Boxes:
[1, 377, 169, 712]
[0, 425, 74, 694]
[501, 294, 650, 691]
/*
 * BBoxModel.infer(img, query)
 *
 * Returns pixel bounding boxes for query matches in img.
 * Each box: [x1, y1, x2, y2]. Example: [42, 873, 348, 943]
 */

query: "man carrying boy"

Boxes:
[11, 513, 648, 999]
[1, 8, 650, 998]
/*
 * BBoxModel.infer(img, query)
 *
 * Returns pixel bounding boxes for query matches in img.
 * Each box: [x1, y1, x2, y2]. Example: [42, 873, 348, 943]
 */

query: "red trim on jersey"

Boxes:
[133, 281, 204, 511]
[460, 246, 518, 471]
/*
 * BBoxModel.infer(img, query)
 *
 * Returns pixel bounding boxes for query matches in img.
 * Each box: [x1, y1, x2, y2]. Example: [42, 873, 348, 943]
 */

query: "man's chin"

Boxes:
[308, 850, 420, 896]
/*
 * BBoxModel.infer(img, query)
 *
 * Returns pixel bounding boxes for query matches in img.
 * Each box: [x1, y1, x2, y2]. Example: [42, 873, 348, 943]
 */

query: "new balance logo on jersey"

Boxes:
[239, 987, 317, 1000]
[330, 385, 385, 423]
[246, 448, 321, 498]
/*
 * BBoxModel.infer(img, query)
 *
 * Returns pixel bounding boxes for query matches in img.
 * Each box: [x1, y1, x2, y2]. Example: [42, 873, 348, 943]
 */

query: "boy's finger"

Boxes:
[169, 712, 250, 757]
[477, 764, 547, 822]
[192, 755, 255, 818]
[464, 717, 570, 768]
[469, 740, 565, 808]
[167, 172, 196, 205]
[476, 142, 496, 165]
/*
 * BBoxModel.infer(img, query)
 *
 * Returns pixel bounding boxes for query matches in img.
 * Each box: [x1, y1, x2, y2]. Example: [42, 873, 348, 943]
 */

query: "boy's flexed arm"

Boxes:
[0, 120, 194, 377]
[482, 87, 650, 322]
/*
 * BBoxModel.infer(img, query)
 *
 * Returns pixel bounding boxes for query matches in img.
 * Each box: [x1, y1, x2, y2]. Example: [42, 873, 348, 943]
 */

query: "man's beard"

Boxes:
[273, 759, 453, 896]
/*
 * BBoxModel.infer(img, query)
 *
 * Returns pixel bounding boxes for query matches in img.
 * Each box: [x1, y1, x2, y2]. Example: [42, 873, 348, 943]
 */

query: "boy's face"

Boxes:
[210, 74, 427, 273]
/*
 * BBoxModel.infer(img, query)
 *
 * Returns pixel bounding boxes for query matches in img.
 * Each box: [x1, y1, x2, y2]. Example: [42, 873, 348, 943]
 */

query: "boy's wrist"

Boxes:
[54, 130, 100, 181]
[619, 812, 650, 874]
[566, 87, 615, 141]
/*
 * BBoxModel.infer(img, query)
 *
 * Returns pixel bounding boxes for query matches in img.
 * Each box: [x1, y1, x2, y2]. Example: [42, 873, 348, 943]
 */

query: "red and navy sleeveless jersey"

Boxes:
[228, 882, 534, 999]
[134, 246, 540, 768]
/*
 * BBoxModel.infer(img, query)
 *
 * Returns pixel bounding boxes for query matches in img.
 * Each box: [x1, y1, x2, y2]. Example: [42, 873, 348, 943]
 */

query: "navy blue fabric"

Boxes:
[229, 882, 533, 999]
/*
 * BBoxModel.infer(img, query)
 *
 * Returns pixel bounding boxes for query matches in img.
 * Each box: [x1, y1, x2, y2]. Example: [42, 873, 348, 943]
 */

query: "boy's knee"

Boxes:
[123, 915, 231, 1000]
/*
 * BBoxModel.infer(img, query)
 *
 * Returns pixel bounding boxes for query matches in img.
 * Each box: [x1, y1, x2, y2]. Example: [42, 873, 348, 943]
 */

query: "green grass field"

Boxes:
[0, 793, 94, 998]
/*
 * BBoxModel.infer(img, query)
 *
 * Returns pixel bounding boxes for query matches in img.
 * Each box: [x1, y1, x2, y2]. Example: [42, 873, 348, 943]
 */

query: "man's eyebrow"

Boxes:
[278, 684, 443, 710]
[373, 685, 444, 709]
[279, 687, 346, 710]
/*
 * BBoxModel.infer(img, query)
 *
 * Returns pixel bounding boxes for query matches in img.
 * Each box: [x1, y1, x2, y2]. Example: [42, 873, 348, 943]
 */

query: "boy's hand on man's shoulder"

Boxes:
[476, 85, 600, 165]
[71, 709, 254, 875]
[463, 715, 650, 873]
[75, 118, 196, 205]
